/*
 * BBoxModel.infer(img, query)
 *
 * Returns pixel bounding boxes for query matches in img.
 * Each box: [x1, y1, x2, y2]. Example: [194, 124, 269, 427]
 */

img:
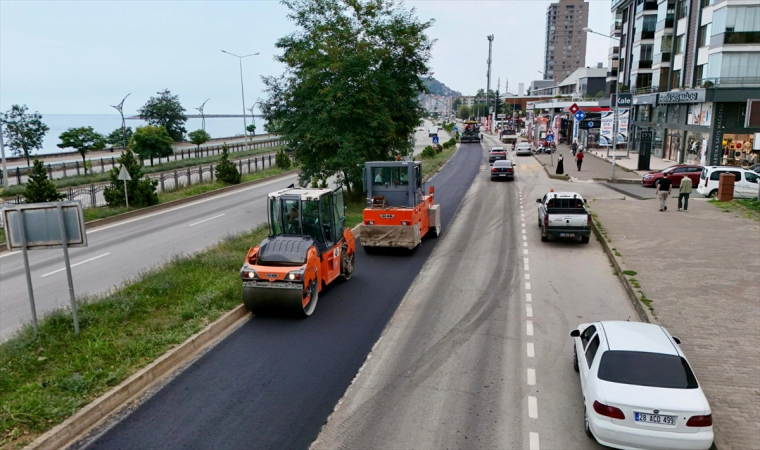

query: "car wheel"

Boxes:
[709, 189, 718, 198]
[541, 230, 548, 242]
[584, 406, 594, 438]
[573, 346, 579, 372]
[581, 236, 590, 244]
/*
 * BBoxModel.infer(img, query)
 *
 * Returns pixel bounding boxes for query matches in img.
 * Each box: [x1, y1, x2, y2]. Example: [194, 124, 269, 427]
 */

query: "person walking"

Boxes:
[556, 154, 565, 175]
[678, 175, 692, 211]
[575, 150, 584, 171]
[656, 176, 673, 211]
[572, 141, 578, 156]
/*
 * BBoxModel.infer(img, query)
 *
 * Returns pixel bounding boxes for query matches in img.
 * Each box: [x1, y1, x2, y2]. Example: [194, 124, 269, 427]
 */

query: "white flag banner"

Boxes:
[617, 109, 629, 143]
[600, 111, 614, 146]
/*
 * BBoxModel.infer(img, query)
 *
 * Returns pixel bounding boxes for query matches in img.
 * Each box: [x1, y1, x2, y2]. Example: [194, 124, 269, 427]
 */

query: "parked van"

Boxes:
[696, 166, 759, 198]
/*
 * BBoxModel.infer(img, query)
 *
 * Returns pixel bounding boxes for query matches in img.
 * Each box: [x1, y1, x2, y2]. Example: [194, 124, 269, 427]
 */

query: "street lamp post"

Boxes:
[583, 27, 620, 180]
[221, 50, 260, 138]
[0, 121, 7, 189]
[111, 93, 131, 150]
[195, 98, 210, 131]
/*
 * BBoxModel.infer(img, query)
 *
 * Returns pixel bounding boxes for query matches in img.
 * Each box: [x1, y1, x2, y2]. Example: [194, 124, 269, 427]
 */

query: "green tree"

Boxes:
[452, 98, 462, 112]
[23, 159, 65, 203]
[57, 126, 106, 174]
[103, 149, 158, 207]
[458, 104, 471, 120]
[1, 105, 50, 166]
[137, 89, 187, 141]
[215, 144, 241, 184]
[188, 129, 210, 156]
[246, 124, 256, 136]
[261, 0, 433, 192]
[130, 125, 174, 166]
[275, 148, 292, 169]
[106, 127, 133, 148]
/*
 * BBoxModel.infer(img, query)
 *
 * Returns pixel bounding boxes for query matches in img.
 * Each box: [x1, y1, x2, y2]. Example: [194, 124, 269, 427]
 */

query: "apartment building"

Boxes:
[544, 0, 590, 82]
[609, 0, 760, 166]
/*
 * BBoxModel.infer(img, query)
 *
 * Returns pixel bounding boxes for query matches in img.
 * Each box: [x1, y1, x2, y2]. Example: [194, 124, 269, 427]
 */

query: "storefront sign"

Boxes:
[657, 90, 706, 105]
[710, 103, 725, 166]
[640, 130, 653, 141]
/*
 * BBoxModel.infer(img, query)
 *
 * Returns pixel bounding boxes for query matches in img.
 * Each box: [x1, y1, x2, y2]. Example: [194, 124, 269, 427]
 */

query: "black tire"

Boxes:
[581, 235, 590, 244]
[573, 346, 579, 372]
[341, 242, 354, 280]
[585, 406, 594, 438]
[538, 217, 542, 228]
[541, 230, 548, 242]
[709, 189, 718, 198]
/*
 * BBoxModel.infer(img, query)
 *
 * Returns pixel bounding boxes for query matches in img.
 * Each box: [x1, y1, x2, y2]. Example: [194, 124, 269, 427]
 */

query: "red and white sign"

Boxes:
[568, 103, 581, 115]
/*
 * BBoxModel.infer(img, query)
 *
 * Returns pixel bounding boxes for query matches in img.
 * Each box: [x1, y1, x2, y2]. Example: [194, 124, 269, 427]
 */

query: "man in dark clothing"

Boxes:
[576, 150, 584, 171]
[572, 141, 578, 156]
[655, 176, 673, 211]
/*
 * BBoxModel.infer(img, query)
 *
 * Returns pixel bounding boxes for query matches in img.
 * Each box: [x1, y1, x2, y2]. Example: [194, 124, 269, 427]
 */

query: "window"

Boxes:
[580, 325, 597, 348]
[677, 1, 689, 19]
[698, 24, 712, 47]
[747, 172, 759, 183]
[675, 35, 685, 54]
[585, 335, 601, 367]
[671, 69, 681, 88]
[598, 351, 699, 389]
[710, 170, 742, 181]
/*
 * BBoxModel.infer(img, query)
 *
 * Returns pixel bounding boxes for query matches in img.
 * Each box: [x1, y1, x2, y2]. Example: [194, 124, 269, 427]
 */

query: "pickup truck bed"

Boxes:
[537, 194, 592, 243]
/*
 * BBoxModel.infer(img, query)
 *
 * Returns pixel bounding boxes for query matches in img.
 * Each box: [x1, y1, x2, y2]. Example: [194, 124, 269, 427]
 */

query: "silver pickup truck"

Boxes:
[536, 191, 591, 243]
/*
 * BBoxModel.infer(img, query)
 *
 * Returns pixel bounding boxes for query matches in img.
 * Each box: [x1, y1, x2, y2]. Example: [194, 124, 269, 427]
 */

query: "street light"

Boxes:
[221, 50, 260, 138]
[195, 98, 210, 131]
[247, 101, 262, 137]
[583, 27, 621, 179]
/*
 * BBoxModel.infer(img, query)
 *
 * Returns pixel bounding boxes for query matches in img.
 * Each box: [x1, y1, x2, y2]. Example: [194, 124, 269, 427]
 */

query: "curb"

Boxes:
[25, 305, 250, 450]
[601, 183, 647, 200]
[589, 219, 656, 324]
[730, 200, 760, 218]
[532, 155, 571, 181]
[592, 177, 641, 184]
[587, 151, 639, 174]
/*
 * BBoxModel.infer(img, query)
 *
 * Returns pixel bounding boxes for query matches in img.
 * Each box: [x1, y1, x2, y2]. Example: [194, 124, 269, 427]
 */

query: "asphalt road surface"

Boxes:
[77, 141, 482, 450]
[314, 134, 638, 450]
[0, 172, 298, 339]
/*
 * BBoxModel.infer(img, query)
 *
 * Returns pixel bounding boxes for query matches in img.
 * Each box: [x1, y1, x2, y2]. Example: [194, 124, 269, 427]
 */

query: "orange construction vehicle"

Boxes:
[240, 187, 355, 316]
[356, 161, 441, 253]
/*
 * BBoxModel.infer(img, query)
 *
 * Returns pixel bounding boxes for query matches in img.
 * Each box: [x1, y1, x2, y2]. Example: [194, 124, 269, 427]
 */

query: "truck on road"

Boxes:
[536, 191, 591, 243]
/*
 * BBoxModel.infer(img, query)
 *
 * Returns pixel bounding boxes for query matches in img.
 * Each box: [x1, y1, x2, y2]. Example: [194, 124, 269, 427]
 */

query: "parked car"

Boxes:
[490, 160, 514, 181]
[489, 147, 507, 163]
[536, 191, 591, 243]
[748, 163, 760, 174]
[641, 165, 703, 188]
[570, 321, 713, 450]
[696, 166, 759, 198]
[515, 143, 532, 156]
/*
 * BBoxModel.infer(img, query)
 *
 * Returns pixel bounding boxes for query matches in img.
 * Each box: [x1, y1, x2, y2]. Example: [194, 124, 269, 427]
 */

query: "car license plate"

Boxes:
[635, 412, 676, 425]
[559, 233, 575, 237]
[499, 174, 506, 177]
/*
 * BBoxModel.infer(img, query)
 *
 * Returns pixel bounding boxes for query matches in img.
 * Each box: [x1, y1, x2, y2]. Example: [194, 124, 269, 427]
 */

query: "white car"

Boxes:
[515, 143, 532, 156]
[571, 321, 713, 450]
[696, 166, 759, 198]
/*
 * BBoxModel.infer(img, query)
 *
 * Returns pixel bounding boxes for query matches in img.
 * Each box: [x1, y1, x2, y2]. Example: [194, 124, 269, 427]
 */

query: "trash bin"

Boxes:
[717, 173, 735, 202]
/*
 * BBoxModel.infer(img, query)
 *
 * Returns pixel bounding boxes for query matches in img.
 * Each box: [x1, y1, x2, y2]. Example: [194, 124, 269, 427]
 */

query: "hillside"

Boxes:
[423, 77, 461, 97]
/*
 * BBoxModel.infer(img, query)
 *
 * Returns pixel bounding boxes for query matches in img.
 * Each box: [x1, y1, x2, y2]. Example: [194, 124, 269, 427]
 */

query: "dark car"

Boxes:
[641, 164, 703, 187]
[489, 147, 507, 164]
[491, 160, 514, 181]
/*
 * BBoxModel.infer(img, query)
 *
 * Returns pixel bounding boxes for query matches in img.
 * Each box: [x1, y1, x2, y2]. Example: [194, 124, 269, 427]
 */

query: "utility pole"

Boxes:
[486, 35, 494, 132]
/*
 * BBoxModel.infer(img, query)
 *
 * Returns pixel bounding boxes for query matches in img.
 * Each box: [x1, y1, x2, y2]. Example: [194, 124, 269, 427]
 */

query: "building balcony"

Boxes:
[611, 22, 622, 33]
[652, 52, 671, 64]
[712, 31, 760, 45]
[634, 31, 655, 41]
[635, 1, 658, 15]
[608, 46, 620, 55]
[632, 60, 653, 70]
[608, 68, 619, 77]
[697, 77, 760, 88]
[656, 18, 674, 31]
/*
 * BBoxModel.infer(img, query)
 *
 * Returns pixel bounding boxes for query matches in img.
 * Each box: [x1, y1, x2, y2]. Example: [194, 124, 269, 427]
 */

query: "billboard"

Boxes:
[3, 202, 87, 251]
[600, 111, 614, 146]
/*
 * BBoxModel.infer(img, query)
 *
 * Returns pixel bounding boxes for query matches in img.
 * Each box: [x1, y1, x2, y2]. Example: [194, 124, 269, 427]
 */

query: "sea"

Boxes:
[24, 114, 267, 156]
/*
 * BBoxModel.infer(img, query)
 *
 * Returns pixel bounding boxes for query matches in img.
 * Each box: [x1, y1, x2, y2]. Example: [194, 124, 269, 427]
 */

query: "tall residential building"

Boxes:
[607, 0, 760, 168]
[543, 0, 590, 82]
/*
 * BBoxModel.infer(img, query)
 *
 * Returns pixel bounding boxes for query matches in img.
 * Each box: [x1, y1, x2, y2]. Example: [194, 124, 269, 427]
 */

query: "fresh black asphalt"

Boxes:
[83, 144, 483, 450]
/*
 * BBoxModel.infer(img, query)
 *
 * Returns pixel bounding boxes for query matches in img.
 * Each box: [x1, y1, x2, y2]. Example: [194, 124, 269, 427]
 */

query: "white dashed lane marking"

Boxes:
[527, 342, 535, 357]
[528, 396, 538, 418]
[530, 432, 540, 450]
[527, 368, 536, 386]
[526, 305, 533, 317]
[526, 320, 534, 336]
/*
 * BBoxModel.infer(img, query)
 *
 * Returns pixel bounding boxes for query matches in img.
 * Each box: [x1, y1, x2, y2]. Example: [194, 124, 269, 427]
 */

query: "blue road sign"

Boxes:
[453, 126, 458, 132]
[546, 135, 555, 143]
[432, 136, 440, 144]
[574, 110, 587, 121]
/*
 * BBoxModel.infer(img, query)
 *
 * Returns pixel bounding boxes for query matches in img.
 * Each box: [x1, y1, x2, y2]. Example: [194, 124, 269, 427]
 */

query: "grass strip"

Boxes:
[0, 147, 282, 197]
[0, 228, 4, 246]
[0, 226, 268, 449]
[736, 198, 760, 213]
[709, 198, 760, 222]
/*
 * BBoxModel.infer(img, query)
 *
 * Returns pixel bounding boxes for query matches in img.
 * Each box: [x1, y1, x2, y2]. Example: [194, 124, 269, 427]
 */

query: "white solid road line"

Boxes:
[0, 251, 21, 259]
[40, 253, 111, 278]
[526, 320, 534, 336]
[527, 342, 535, 357]
[530, 431, 540, 450]
[528, 396, 538, 418]
[527, 368, 536, 386]
[189, 213, 226, 227]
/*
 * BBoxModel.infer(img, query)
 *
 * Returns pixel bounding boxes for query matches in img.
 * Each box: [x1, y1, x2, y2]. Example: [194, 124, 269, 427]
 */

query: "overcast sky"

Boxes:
[0, 0, 612, 115]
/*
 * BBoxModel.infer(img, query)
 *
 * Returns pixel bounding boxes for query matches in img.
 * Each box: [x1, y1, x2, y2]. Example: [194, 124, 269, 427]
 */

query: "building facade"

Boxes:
[544, 0, 590, 82]
[609, 0, 760, 167]
[531, 66, 609, 98]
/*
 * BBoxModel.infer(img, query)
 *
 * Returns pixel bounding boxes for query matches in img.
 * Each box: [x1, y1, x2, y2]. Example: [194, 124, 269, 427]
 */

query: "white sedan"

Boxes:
[570, 321, 714, 450]
[515, 143, 532, 156]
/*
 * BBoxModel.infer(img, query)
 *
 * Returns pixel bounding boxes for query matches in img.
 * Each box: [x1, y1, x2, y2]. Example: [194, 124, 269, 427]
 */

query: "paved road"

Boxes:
[76, 141, 482, 450]
[314, 133, 638, 450]
[0, 172, 298, 339]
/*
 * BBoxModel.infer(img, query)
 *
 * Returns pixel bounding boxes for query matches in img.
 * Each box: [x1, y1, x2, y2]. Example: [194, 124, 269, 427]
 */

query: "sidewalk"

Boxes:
[590, 197, 760, 450]
[584, 147, 675, 176]
[532, 143, 641, 182]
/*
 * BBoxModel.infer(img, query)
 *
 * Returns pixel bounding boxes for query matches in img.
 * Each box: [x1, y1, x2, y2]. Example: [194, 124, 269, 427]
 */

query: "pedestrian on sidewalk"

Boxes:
[576, 150, 584, 171]
[678, 176, 692, 211]
[572, 141, 578, 156]
[656, 176, 672, 211]
[556, 154, 565, 175]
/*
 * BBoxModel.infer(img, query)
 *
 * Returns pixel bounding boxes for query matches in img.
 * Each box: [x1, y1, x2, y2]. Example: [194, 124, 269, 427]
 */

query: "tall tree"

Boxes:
[23, 159, 65, 203]
[106, 126, 133, 148]
[130, 125, 174, 166]
[138, 89, 187, 141]
[1, 105, 50, 166]
[458, 104, 471, 120]
[451, 98, 462, 112]
[261, 0, 433, 192]
[57, 127, 106, 174]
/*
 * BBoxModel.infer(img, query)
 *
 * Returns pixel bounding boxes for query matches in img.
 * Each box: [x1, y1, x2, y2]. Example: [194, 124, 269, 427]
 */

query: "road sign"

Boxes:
[545, 128, 554, 136]
[453, 126, 458, 132]
[118, 165, 132, 209]
[546, 135, 555, 143]
[432, 136, 439, 144]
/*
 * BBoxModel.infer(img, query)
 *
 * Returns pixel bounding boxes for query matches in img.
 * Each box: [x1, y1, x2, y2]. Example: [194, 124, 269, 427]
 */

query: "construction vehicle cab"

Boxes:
[240, 187, 356, 317]
[461, 119, 481, 143]
[356, 161, 441, 252]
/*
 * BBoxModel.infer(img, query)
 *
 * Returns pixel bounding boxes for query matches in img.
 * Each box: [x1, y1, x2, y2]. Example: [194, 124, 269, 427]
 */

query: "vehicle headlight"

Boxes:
[287, 270, 304, 281]
[241, 269, 258, 280]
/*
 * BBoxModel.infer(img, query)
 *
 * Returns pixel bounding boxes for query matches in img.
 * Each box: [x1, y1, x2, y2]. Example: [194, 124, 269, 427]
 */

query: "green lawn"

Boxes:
[0, 226, 269, 449]
[736, 197, 760, 213]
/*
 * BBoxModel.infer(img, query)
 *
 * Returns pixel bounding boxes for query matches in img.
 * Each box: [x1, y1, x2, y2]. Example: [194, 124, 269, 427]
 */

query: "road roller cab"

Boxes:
[241, 187, 355, 316]
[356, 161, 441, 253]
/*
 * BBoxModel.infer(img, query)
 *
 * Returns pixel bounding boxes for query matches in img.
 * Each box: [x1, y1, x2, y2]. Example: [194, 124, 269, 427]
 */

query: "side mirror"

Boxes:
[536, 199, 542, 203]
[429, 186, 434, 194]
[570, 330, 581, 337]
[673, 336, 681, 344]
[584, 199, 588, 204]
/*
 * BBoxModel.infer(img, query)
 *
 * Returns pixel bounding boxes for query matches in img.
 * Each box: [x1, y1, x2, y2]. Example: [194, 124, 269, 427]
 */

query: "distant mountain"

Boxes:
[423, 77, 461, 97]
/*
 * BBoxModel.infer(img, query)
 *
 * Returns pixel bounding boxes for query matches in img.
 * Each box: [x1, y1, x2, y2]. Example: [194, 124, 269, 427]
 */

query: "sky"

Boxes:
[0, 0, 613, 115]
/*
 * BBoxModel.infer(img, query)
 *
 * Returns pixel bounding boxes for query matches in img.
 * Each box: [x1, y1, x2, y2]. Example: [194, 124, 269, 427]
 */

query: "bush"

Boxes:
[421, 145, 436, 159]
[447, 137, 457, 147]
[214, 144, 241, 184]
[103, 149, 159, 207]
[275, 148, 292, 169]
[23, 159, 65, 203]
